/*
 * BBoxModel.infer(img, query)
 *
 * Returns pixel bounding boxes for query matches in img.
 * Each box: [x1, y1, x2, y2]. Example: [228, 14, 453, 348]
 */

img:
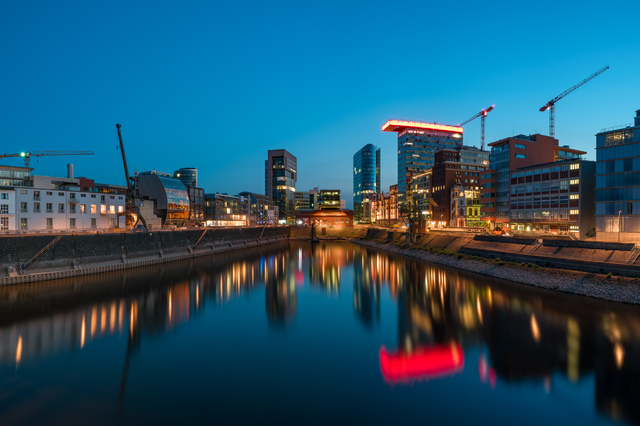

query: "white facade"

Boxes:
[14, 187, 125, 232]
[0, 185, 125, 233]
[0, 188, 17, 231]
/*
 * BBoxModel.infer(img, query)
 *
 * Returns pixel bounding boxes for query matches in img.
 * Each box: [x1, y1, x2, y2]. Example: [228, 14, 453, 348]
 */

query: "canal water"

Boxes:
[0, 241, 638, 425]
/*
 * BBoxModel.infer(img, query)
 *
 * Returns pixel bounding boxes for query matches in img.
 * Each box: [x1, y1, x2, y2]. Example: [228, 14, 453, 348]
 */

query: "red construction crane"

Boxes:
[459, 105, 494, 151]
[540, 65, 609, 138]
[0, 150, 94, 167]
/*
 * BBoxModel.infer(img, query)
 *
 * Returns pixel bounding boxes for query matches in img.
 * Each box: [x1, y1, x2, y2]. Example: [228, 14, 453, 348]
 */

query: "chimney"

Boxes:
[67, 163, 74, 179]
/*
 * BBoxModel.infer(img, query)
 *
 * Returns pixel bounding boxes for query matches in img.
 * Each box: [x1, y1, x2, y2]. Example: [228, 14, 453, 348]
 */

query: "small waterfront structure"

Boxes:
[135, 171, 190, 227]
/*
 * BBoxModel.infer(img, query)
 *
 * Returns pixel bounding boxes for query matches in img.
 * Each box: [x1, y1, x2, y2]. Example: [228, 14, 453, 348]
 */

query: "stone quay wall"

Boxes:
[0, 227, 290, 285]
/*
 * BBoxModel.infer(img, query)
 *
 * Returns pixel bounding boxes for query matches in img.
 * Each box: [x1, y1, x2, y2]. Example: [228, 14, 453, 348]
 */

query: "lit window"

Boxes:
[570, 179, 579, 185]
[91, 204, 97, 214]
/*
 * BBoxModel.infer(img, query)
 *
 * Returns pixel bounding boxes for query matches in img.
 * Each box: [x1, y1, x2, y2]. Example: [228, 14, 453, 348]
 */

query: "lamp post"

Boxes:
[618, 210, 622, 243]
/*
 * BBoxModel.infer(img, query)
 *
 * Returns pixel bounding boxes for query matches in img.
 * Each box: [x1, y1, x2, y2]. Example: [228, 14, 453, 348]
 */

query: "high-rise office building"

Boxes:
[353, 144, 380, 223]
[595, 110, 640, 242]
[382, 120, 463, 206]
[174, 167, 198, 188]
[265, 149, 297, 223]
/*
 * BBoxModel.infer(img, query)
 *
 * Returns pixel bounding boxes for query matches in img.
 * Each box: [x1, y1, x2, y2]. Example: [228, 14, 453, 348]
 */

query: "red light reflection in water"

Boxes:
[379, 344, 464, 384]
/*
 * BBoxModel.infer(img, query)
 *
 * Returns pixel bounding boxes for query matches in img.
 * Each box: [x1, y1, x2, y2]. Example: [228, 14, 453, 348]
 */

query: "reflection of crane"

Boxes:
[459, 105, 494, 151]
[0, 150, 94, 167]
[539, 66, 609, 138]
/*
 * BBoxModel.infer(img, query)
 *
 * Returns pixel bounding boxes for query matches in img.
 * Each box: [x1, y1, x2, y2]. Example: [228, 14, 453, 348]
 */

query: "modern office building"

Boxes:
[186, 186, 205, 224]
[135, 171, 190, 227]
[204, 193, 247, 227]
[294, 188, 319, 211]
[482, 134, 585, 229]
[237, 191, 278, 225]
[353, 144, 380, 223]
[508, 159, 595, 237]
[430, 146, 489, 227]
[174, 167, 198, 189]
[382, 120, 463, 206]
[265, 150, 297, 223]
[319, 190, 340, 210]
[595, 110, 640, 242]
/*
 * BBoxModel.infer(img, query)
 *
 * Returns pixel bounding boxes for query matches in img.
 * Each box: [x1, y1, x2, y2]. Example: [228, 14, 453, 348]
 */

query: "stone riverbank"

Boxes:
[352, 238, 640, 305]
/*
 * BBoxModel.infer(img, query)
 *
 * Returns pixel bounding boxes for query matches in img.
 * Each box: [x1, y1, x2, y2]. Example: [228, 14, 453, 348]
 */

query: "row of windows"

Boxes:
[595, 173, 640, 189]
[510, 210, 576, 219]
[596, 187, 640, 202]
[596, 143, 640, 161]
[18, 203, 123, 214]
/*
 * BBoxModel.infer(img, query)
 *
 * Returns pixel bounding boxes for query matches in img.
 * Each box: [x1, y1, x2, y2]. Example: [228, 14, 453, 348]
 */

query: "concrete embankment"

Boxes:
[0, 227, 289, 286]
[354, 229, 640, 304]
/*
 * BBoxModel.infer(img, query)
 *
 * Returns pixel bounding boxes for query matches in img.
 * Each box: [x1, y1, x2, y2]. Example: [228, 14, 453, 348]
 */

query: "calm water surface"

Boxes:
[0, 241, 639, 425]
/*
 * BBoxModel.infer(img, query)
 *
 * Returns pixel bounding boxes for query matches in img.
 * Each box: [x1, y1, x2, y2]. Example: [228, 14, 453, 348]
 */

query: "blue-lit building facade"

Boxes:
[353, 144, 380, 223]
[382, 120, 463, 207]
[595, 110, 640, 242]
[174, 167, 198, 188]
[136, 171, 190, 227]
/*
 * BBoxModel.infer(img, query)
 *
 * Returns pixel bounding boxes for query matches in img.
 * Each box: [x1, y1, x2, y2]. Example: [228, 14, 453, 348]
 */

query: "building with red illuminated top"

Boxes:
[382, 120, 463, 207]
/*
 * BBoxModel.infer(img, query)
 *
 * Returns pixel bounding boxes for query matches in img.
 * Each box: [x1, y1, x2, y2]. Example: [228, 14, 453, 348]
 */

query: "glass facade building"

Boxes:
[353, 144, 380, 223]
[265, 149, 297, 223]
[382, 120, 463, 207]
[174, 167, 198, 189]
[136, 171, 190, 226]
[595, 110, 640, 241]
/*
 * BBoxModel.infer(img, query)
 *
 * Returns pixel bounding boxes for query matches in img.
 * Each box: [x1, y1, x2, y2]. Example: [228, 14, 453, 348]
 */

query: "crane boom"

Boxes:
[459, 105, 494, 150]
[0, 150, 94, 167]
[539, 65, 609, 137]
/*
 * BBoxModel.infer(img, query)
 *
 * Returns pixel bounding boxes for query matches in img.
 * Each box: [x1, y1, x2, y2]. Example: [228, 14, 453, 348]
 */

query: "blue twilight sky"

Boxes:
[1, 0, 639, 208]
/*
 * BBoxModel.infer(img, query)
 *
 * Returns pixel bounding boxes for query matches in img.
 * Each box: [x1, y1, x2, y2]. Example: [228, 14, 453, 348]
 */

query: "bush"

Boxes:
[527, 263, 535, 268]
[457, 253, 464, 259]
[617, 276, 622, 282]
[497, 261, 506, 266]
[495, 257, 501, 262]
[606, 272, 612, 279]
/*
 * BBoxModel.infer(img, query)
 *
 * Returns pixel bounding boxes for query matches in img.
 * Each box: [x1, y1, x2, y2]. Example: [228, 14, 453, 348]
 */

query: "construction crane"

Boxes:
[0, 150, 94, 167]
[459, 105, 494, 151]
[540, 65, 609, 138]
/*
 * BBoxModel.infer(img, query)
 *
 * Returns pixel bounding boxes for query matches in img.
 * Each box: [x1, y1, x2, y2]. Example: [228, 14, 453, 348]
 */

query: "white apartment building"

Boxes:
[0, 166, 126, 233]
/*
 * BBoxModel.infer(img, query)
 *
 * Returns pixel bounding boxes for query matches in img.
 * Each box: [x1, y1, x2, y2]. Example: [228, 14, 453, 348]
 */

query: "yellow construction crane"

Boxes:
[0, 150, 94, 167]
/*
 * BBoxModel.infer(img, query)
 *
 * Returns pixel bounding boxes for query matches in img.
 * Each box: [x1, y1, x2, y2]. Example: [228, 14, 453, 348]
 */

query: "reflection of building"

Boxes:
[136, 171, 190, 227]
[382, 120, 463, 206]
[266, 149, 297, 223]
[174, 167, 198, 188]
[353, 144, 380, 223]
[595, 110, 640, 242]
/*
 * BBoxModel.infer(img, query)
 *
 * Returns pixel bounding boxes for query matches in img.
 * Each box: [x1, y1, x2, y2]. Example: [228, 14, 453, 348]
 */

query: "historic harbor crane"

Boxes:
[459, 105, 494, 150]
[539, 66, 609, 137]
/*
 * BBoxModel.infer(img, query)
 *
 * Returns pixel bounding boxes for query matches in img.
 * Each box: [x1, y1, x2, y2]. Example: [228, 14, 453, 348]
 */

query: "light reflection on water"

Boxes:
[0, 241, 638, 425]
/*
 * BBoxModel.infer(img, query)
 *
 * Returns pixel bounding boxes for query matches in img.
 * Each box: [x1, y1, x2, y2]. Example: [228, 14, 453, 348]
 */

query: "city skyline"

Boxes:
[1, 1, 639, 209]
